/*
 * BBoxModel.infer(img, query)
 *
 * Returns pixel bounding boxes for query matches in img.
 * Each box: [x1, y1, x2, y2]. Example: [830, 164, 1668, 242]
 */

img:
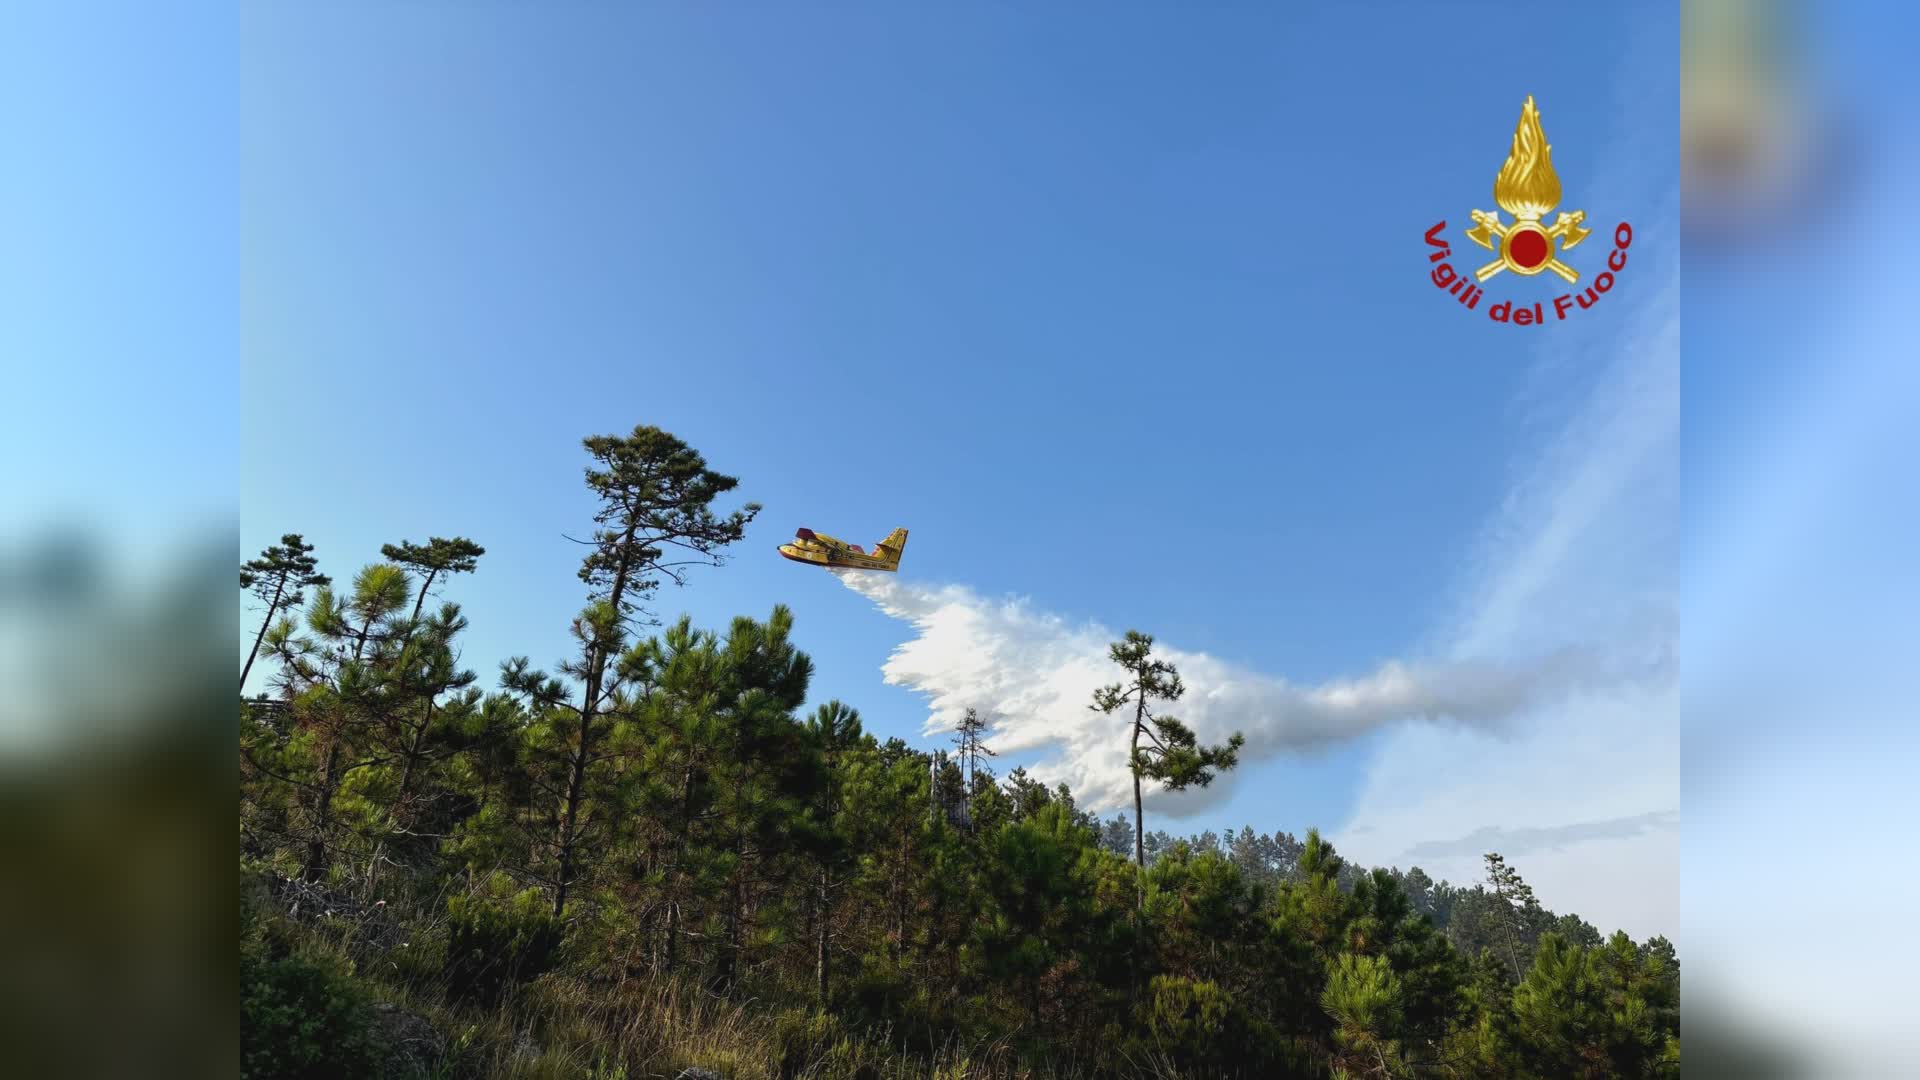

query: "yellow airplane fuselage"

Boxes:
[779, 527, 907, 572]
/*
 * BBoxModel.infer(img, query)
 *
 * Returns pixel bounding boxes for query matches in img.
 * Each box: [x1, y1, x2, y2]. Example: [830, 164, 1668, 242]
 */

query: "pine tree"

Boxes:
[1090, 630, 1244, 908]
[379, 536, 485, 631]
[362, 601, 481, 890]
[1484, 852, 1540, 982]
[1322, 953, 1407, 1077]
[504, 425, 759, 919]
[279, 560, 416, 881]
[239, 533, 330, 690]
[309, 562, 412, 663]
[805, 700, 864, 1001]
[950, 707, 997, 830]
[1508, 932, 1681, 1077]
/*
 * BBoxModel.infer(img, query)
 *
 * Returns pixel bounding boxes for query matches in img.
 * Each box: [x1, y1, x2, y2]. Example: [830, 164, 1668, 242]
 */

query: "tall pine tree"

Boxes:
[1090, 630, 1244, 908]
[380, 535, 485, 631]
[950, 707, 997, 830]
[504, 425, 759, 918]
[239, 533, 330, 690]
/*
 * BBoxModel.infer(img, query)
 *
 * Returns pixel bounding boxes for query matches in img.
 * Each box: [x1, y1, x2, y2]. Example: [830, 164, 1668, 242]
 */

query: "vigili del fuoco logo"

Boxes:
[1424, 95, 1633, 326]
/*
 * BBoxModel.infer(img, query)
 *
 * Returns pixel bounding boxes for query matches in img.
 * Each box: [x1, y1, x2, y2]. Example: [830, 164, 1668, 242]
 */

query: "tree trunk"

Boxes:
[553, 522, 640, 919]
[393, 701, 432, 818]
[664, 900, 680, 974]
[718, 865, 743, 991]
[890, 820, 907, 966]
[352, 610, 377, 662]
[362, 705, 431, 901]
[1128, 690, 1148, 993]
[1131, 694, 1147, 911]
[815, 867, 831, 1001]
[241, 575, 285, 690]
[663, 757, 696, 972]
[407, 568, 439, 630]
[1495, 886, 1527, 982]
[302, 732, 342, 882]
[553, 701, 591, 918]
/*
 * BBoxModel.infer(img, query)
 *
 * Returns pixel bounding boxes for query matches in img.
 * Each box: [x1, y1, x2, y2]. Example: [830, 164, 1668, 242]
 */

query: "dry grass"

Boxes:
[354, 963, 1099, 1080]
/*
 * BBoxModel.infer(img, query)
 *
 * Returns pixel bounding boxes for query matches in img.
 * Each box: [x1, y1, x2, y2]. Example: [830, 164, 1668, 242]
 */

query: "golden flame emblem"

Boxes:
[1494, 95, 1562, 220]
[1464, 96, 1592, 283]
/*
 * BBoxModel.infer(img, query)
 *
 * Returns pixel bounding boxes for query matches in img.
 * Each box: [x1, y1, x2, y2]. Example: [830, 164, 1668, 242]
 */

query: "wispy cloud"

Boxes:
[1333, 240, 1679, 938]
[1401, 810, 1678, 861]
[835, 565, 1669, 817]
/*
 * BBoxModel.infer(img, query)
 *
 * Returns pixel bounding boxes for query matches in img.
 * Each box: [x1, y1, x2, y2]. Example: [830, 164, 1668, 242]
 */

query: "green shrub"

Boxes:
[242, 943, 385, 1080]
[1146, 974, 1233, 1046]
[442, 887, 565, 1006]
[1133, 975, 1320, 1078]
[772, 1006, 843, 1077]
[770, 1007, 890, 1079]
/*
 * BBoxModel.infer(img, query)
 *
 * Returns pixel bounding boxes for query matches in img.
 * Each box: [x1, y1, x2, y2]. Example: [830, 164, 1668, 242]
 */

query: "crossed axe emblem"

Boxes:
[1464, 209, 1592, 283]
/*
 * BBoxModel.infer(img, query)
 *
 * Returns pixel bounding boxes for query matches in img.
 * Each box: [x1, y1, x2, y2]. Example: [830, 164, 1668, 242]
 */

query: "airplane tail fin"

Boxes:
[876, 528, 908, 565]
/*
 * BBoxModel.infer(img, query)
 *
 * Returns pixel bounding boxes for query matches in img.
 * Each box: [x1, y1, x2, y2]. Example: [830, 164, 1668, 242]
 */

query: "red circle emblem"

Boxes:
[1507, 228, 1549, 269]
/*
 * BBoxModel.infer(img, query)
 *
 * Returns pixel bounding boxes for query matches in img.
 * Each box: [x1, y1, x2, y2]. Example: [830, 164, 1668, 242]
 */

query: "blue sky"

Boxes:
[243, 3, 1677, 932]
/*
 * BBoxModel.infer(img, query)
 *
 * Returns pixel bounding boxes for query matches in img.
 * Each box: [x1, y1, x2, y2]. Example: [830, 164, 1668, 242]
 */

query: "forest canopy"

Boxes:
[240, 424, 1679, 1079]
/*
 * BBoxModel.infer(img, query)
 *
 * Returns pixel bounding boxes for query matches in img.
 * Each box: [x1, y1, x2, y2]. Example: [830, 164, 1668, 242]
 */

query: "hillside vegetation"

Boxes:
[240, 424, 1679, 1079]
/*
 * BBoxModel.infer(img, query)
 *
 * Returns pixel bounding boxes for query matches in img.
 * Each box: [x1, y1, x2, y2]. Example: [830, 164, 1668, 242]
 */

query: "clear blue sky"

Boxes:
[243, 3, 1675, 851]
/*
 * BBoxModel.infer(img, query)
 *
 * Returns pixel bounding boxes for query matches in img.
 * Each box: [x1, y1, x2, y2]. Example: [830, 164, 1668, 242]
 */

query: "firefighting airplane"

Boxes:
[778, 526, 908, 572]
